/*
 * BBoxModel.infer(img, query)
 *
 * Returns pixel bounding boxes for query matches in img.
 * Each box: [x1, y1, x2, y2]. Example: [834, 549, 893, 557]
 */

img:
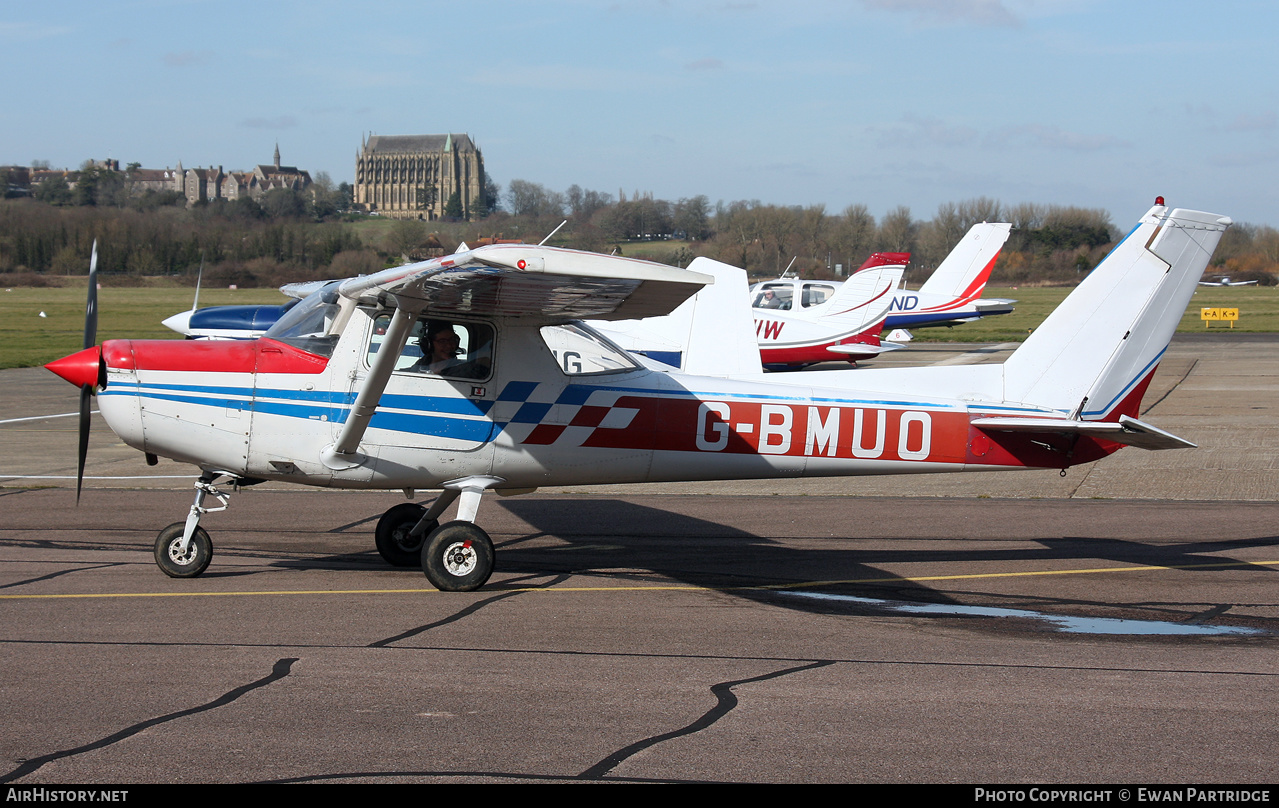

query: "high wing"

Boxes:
[280, 279, 338, 300]
[336, 243, 711, 321]
[323, 244, 712, 468]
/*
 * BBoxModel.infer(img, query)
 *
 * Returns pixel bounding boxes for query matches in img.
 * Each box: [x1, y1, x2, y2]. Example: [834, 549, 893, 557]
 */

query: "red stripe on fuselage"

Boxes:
[571, 396, 971, 464]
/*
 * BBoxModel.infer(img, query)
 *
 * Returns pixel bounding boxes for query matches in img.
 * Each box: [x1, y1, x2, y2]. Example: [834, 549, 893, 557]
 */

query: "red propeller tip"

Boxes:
[45, 347, 102, 389]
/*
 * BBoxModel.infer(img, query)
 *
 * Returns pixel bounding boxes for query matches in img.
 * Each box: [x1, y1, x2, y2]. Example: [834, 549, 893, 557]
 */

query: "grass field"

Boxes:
[902, 284, 1279, 343]
[5, 282, 1276, 370]
[0, 286, 283, 369]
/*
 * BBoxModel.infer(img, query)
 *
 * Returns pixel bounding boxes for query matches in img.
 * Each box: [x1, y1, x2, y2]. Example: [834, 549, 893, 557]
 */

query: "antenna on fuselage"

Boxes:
[538, 220, 568, 247]
[780, 256, 798, 278]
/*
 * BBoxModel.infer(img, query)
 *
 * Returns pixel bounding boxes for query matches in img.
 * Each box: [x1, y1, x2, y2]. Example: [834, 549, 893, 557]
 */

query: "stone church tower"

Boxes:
[354, 133, 485, 220]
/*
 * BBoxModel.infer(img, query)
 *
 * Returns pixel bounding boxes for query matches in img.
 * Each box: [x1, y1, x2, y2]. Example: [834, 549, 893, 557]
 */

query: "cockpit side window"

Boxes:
[751, 283, 793, 310]
[801, 283, 836, 307]
[540, 323, 640, 376]
[368, 314, 494, 380]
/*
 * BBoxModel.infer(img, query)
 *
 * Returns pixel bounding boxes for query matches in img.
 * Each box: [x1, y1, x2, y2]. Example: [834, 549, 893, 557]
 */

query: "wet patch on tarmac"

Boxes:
[778, 590, 1268, 636]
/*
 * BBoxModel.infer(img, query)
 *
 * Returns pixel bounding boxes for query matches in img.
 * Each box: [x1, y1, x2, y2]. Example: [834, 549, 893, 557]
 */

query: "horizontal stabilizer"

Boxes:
[972, 414, 1196, 450]
[826, 341, 904, 356]
[974, 298, 1016, 314]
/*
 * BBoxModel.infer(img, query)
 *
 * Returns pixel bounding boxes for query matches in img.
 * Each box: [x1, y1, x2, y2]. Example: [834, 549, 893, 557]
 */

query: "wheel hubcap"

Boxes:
[442, 540, 477, 576]
[167, 540, 197, 566]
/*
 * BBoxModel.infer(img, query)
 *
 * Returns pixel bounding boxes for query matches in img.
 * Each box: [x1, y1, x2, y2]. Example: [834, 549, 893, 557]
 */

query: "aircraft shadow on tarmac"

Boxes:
[480, 498, 1279, 623]
[169, 496, 1277, 627]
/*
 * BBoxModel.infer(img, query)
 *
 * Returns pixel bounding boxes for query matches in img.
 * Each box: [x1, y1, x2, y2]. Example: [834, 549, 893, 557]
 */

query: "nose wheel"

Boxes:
[154, 523, 212, 578]
[422, 521, 494, 592]
[151, 472, 229, 578]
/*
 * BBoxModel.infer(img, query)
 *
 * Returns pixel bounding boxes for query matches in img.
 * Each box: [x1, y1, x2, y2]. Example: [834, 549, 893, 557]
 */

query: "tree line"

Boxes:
[3, 173, 1277, 288]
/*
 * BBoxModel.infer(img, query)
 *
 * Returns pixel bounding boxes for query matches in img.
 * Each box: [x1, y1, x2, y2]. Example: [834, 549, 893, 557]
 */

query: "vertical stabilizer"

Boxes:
[593, 257, 762, 376]
[815, 264, 904, 334]
[917, 222, 1012, 300]
[681, 258, 763, 376]
[1002, 204, 1230, 418]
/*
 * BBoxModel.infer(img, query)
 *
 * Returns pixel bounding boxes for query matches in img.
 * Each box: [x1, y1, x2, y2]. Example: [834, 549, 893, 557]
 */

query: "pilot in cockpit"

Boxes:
[409, 320, 490, 379]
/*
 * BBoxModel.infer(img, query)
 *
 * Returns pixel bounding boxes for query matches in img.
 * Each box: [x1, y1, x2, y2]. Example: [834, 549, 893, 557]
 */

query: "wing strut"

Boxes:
[322, 305, 416, 469]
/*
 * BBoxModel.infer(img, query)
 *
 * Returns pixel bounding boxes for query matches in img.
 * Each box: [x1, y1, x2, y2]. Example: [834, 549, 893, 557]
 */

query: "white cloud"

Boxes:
[685, 58, 726, 71]
[859, 0, 1021, 28]
[162, 51, 213, 68]
[987, 123, 1126, 151]
[240, 116, 299, 130]
[0, 21, 71, 40]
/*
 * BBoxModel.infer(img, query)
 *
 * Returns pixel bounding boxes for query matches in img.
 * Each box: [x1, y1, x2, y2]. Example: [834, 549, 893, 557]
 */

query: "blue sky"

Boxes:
[3, 0, 1276, 227]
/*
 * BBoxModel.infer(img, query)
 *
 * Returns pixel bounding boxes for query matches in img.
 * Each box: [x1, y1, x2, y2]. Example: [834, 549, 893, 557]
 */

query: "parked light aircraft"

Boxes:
[1197, 276, 1257, 286]
[749, 222, 1015, 336]
[732, 256, 905, 369]
[46, 202, 1228, 592]
[162, 280, 331, 339]
[162, 300, 300, 339]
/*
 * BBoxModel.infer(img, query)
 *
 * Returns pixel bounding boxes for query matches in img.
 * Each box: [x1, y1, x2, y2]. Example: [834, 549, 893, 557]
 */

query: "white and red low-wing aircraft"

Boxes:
[46, 201, 1228, 592]
[603, 254, 904, 370]
[747, 257, 905, 367]
[749, 222, 1014, 339]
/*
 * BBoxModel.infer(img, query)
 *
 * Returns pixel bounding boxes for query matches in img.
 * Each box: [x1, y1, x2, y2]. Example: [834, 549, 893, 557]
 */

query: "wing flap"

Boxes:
[826, 341, 904, 356]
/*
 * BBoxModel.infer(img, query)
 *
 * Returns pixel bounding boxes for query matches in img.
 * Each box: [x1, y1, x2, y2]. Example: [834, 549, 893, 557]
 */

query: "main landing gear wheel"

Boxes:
[375, 503, 436, 567]
[422, 521, 494, 592]
[154, 522, 212, 579]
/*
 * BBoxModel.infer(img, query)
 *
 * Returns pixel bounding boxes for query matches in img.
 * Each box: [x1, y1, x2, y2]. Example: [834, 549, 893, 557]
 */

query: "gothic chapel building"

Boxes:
[354, 133, 485, 220]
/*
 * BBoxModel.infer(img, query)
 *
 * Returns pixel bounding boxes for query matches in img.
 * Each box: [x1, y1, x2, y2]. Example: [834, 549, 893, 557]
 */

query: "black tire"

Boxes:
[422, 521, 494, 592]
[375, 503, 434, 567]
[154, 522, 212, 578]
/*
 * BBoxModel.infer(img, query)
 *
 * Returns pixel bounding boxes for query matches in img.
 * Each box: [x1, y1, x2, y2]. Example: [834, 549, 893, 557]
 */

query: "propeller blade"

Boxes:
[77, 383, 91, 504]
[77, 240, 99, 504]
[84, 240, 98, 350]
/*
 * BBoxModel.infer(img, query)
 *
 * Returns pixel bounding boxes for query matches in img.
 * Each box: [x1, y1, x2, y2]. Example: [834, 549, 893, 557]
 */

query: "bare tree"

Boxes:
[877, 206, 917, 253]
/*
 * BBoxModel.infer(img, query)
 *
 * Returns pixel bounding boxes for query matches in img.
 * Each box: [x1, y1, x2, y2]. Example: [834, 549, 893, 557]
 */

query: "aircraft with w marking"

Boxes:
[745, 222, 1012, 367]
[47, 200, 1228, 592]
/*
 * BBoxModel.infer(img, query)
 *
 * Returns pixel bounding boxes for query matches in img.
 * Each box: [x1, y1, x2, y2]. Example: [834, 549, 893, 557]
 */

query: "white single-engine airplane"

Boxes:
[46, 201, 1228, 592]
[1197, 276, 1257, 287]
[749, 222, 1015, 338]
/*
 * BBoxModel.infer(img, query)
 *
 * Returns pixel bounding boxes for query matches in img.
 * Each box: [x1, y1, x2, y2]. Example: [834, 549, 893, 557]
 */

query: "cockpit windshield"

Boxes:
[262, 282, 343, 357]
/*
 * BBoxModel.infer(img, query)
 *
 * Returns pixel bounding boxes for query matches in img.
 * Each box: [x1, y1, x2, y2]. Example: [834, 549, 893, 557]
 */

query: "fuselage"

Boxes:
[92, 306, 1119, 491]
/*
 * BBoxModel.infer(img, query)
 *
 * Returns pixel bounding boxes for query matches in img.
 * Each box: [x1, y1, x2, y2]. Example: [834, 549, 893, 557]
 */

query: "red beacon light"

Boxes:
[1155, 196, 1165, 206]
[517, 259, 527, 270]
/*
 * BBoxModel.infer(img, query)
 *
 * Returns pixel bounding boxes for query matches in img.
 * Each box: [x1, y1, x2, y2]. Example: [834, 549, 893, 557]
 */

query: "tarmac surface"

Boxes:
[1, 335, 1276, 783]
